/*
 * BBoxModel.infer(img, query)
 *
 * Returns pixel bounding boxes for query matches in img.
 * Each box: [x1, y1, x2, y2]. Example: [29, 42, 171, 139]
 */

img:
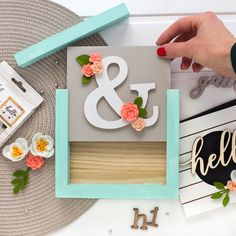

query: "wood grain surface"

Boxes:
[70, 142, 166, 184]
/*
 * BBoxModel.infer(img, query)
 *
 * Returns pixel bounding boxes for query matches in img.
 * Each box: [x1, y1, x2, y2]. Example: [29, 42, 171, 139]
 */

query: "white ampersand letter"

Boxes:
[84, 56, 159, 129]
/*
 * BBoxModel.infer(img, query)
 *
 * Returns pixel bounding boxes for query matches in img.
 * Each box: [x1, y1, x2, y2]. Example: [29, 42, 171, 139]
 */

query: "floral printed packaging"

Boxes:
[0, 61, 44, 147]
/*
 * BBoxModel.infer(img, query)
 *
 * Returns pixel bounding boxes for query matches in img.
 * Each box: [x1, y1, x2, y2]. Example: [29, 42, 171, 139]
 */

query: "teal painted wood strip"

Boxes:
[55, 89, 70, 197]
[166, 89, 180, 198]
[55, 89, 179, 199]
[14, 3, 129, 68]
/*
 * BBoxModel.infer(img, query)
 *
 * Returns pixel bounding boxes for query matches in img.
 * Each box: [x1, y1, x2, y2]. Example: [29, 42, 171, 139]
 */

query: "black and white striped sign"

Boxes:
[179, 105, 236, 217]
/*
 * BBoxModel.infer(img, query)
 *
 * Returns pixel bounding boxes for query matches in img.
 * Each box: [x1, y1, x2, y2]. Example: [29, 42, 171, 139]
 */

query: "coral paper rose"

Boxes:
[121, 102, 139, 122]
[227, 180, 236, 191]
[89, 53, 102, 63]
[91, 61, 103, 74]
[30, 133, 54, 158]
[132, 117, 146, 131]
[2, 138, 29, 162]
[26, 153, 44, 170]
[82, 64, 94, 77]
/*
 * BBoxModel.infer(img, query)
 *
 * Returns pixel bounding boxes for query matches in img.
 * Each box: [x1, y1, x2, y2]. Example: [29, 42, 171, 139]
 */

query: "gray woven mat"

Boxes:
[0, 0, 107, 235]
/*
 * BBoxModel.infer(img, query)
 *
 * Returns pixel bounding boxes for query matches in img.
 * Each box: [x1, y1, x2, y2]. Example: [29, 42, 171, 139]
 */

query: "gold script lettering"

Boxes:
[181, 130, 236, 176]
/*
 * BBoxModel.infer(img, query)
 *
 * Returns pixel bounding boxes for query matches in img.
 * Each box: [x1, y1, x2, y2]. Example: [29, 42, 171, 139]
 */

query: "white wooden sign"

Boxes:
[179, 105, 236, 217]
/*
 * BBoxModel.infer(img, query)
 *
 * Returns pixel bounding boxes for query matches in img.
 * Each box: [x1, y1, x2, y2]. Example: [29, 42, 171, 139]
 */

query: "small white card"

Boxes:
[0, 96, 25, 127]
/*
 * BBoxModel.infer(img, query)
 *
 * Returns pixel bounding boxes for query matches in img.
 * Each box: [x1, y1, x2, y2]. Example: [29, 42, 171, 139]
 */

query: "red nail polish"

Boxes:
[157, 47, 166, 57]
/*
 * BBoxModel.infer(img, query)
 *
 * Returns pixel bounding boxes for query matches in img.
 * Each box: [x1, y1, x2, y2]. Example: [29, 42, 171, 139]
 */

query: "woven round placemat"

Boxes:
[0, 0, 107, 235]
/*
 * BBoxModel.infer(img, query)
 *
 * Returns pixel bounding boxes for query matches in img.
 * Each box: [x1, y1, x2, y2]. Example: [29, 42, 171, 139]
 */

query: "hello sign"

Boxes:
[182, 130, 236, 185]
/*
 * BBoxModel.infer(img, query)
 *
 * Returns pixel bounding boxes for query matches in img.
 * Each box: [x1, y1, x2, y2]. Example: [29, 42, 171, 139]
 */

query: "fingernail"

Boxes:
[181, 64, 187, 70]
[157, 47, 166, 57]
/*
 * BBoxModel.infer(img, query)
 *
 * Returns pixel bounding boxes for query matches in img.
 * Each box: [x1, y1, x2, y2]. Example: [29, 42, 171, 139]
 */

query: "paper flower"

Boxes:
[230, 170, 236, 182]
[89, 53, 102, 63]
[91, 61, 103, 74]
[120, 97, 149, 132]
[8, 132, 54, 195]
[211, 172, 236, 207]
[132, 117, 146, 131]
[26, 153, 45, 170]
[226, 180, 236, 191]
[121, 102, 139, 122]
[82, 64, 94, 77]
[76, 53, 103, 85]
[2, 138, 29, 162]
[30, 133, 54, 158]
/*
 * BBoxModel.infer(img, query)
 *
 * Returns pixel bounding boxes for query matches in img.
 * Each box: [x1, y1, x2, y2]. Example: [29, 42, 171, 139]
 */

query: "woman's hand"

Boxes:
[156, 12, 236, 78]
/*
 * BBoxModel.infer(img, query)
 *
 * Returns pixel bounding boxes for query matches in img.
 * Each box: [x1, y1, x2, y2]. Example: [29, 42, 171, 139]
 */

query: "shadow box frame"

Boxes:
[55, 89, 179, 199]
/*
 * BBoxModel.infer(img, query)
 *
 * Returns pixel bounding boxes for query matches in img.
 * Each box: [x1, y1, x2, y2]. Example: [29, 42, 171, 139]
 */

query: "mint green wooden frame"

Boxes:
[14, 3, 129, 68]
[55, 89, 179, 199]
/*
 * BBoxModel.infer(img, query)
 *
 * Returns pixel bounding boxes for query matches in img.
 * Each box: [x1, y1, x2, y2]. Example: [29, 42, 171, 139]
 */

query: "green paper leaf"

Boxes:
[76, 55, 90, 66]
[11, 178, 21, 185]
[13, 184, 21, 194]
[11, 168, 30, 195]
[23, 175, 29, 186]
[20, 182, 26, 190]
[134, 97, 143, 107]
[139, 108, 147, 118]
[13, 170, 26, 177]
[222, 193, 230, 207]
[211, 191, 223, 199]
[213, 182, 225, 190]
[81, 76, 92, 84]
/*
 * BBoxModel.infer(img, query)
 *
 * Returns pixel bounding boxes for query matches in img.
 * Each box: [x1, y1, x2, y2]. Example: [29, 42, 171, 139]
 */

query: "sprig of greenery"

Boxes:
[134, 97, 143, 107]
[81, 76, 92, 84]
[76, 55, 94, 85]
[134, 97, 147, 118]
[210, 182, 230, 207]
[76, 55, 90, 66]
[11, 168, 31, 194]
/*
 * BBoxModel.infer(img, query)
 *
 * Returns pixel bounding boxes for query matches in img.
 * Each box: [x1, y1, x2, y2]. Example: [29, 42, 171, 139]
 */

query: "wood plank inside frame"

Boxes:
[70, 142, 166, 184]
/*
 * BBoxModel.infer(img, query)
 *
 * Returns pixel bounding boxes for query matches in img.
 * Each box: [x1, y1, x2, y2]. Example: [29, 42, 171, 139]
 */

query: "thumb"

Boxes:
[157, 42, 192, 59]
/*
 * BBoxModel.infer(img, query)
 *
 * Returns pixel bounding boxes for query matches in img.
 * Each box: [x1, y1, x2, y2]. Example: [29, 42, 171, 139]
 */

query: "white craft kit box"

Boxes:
[0, 61, 44, 147]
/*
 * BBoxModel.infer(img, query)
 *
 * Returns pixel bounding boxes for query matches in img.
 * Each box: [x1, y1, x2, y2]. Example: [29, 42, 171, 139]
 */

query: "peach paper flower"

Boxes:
[226, 180, 236, 191]
[82, 64, 94, 77]
[91, 61, 103, 74]
[89, 53, 102, 63]
[26, 153, 45, 170]
[121, 102, 139, 122]
[132, 117, 146, 131]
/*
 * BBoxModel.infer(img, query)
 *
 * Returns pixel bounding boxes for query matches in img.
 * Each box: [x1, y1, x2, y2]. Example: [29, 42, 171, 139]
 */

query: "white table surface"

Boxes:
[50, 1, 236, 235]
